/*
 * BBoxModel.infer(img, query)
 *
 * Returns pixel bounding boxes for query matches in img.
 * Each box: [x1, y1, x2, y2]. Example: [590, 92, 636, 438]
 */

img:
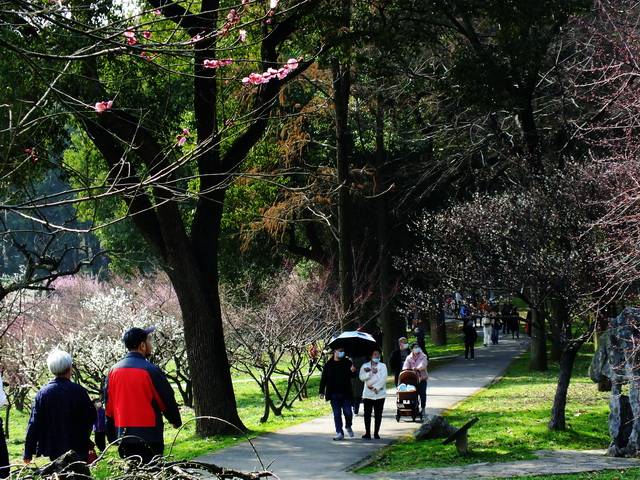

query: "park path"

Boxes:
[197, 337, 529, 480]
[373, 449, 640, 479]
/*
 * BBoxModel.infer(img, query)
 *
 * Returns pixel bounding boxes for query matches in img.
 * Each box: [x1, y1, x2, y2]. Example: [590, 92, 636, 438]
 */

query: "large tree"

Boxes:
[2, 0, 326, 434]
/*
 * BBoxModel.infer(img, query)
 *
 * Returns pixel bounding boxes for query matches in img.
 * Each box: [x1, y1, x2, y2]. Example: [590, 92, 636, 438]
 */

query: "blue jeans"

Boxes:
[417, 380, 427, 410]
[329, 394, 353, 434]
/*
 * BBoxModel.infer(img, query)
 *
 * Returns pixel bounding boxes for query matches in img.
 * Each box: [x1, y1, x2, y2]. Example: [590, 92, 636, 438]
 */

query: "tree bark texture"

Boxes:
[530, 308, 548, 371]
[430, 306, 448, 346]
[548, 342, 581, 431]
[373, 94, 401, 362]
[332, 0, 354, 328]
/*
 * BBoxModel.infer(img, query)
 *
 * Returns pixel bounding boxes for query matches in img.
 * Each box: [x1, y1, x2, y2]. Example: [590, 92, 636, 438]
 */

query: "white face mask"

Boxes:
[372, 357, 380, 363]
[400, 343, 408, 350]
[413, 348, 421, 354]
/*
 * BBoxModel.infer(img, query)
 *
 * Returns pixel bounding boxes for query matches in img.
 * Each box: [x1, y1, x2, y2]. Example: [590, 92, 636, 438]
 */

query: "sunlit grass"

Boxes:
[357, 349, 610, 473]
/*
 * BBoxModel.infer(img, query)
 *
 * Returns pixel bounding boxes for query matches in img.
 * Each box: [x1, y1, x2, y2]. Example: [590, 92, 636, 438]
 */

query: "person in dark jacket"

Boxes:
[350, 355, 367, 415]
[105, 327, 181, 464]
[389, 337, 410, 385]
[0, 374, 10, 478]
[93, 399, 107, 452]
[463, 320, 478, 360]
[24, 350, 96, 464]
[319, 347, 356, 441]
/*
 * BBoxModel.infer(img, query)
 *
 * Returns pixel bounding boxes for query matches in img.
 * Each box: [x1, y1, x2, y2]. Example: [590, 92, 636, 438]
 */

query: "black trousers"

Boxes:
[464, 341, 475, 359]
[118, 441, 163, 465]
[0, 420, 8, 479]
[94, 432, 106, 452]
[363, 398, 385, 435]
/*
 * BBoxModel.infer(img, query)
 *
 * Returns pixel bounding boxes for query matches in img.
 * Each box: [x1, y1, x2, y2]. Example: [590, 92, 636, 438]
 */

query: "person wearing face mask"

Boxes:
[389, 337, 410, 385]
[402, 342, 428, 414]
[104, 327, 181, 463]
[319, 348, 357, 441]
[359, 350, 387, 439]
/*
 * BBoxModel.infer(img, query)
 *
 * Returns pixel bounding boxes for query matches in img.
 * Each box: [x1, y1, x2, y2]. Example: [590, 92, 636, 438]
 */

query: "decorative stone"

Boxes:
[590, 307, 640, 457]
[415, 415, 458, 440]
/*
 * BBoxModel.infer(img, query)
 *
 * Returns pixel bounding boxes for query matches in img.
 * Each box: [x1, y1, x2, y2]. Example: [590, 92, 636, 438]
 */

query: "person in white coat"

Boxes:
[482, 314, 492, 347]
[359, 350, 387, 440]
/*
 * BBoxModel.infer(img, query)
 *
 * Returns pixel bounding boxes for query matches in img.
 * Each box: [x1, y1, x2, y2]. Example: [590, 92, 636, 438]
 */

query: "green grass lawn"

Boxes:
[357, 348, 611, 474]
[498, 469, 640, 480]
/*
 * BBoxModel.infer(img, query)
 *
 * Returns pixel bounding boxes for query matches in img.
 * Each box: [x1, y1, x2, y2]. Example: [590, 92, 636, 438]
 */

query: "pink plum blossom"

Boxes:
[124, 28, 137, 45]
[142, 30, 152, 39]
[152, 8, 161, 15]
[203, 58, 234, 69]
[176, 128, 190, 146]
[241, 58, 301, 86]
[94, 100, 113, 113]
[239, 29, 247, 42]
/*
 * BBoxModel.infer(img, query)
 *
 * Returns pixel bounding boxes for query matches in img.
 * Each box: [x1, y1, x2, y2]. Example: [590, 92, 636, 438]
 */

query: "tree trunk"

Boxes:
[595, 310, 612, 392]
[431, 306, 447, 346]
[373, 93, 400, 362]
[549, 298, 566, 363]
[530, 308, 548, 371]
[4, 404, 9, 439]
[260, 381, 270, 424]
[167, 195, 244, 435]
[548, 342, 581, 430]
[332, 0, 354, 328]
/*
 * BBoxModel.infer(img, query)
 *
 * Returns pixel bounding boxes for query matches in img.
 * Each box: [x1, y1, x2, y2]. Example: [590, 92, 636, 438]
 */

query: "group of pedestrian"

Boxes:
[320, 337, 429, 441]
[13, 326, 181, 471]
[481, 311, 502, 347]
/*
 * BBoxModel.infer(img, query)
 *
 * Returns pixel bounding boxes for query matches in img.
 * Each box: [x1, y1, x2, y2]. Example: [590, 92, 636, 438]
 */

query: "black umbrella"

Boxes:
[328, 331, 379, 358]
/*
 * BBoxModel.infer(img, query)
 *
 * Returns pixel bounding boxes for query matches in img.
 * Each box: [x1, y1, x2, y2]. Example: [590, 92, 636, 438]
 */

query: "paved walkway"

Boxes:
[197, 338, 529, 479]
[374, 449, 640, 479]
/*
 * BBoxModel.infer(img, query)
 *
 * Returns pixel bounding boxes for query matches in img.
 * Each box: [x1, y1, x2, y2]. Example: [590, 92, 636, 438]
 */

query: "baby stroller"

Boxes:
[396, 369, 423, 422]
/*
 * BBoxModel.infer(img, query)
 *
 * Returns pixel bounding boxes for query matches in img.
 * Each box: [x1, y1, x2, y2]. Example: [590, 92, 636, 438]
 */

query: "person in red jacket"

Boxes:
[105, 327, 181, 464]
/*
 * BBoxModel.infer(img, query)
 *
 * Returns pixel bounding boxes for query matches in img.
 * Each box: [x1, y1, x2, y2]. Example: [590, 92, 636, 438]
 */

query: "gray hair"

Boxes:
[47, 350, 72, 376]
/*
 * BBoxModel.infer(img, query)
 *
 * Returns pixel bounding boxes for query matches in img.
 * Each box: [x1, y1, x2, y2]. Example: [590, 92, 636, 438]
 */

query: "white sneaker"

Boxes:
[346, 427, 354, 438]
[333, 432, 344, 441]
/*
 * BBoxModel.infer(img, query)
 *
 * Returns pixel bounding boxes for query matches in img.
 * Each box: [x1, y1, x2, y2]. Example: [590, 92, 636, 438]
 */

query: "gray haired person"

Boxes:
[24, 350, 96, 463]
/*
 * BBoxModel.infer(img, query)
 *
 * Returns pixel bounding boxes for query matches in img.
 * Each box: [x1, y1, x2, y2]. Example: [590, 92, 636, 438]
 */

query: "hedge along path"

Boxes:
[197, 337, 528, 480]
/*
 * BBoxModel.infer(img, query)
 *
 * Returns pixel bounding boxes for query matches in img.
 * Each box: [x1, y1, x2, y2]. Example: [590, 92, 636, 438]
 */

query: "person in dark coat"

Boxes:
[350, 355, 367, 415]
[105, 327, 181, 464]
[24, 350, 96, 464]
[463, 320, 478, 360]
[0, 374, 10, 478]
[319, 347, 356, 441]
[389, 337, 410, 385]
[93, 399, 107, 452]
